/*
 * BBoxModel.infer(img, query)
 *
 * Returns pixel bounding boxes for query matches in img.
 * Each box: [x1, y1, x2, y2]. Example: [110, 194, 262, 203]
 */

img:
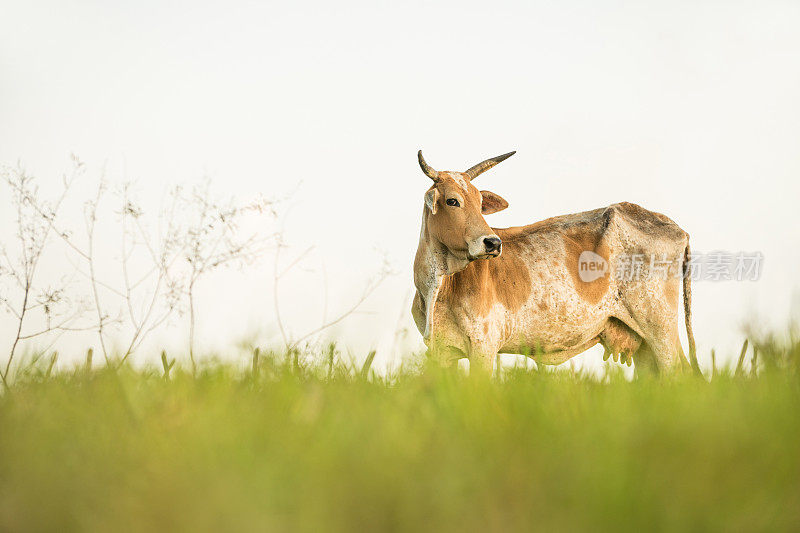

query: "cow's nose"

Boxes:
[483, 236, 502, 254]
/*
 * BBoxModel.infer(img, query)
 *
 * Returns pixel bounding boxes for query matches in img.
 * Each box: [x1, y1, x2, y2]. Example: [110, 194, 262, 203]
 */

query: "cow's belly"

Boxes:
[500, 337, 601, 365]
[498, 309, 606, 359]
[495, 288, 611, 360]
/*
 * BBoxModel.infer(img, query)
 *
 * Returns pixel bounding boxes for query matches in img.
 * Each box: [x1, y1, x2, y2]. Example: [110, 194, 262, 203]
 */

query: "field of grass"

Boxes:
[1, 339, 799, 532]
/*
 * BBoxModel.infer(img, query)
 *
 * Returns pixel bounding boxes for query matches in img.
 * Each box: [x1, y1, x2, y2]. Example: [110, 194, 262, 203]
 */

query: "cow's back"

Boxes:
[498, 201, 688, 278]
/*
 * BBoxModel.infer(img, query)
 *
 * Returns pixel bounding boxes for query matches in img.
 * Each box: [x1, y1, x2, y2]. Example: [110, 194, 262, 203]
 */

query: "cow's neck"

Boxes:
[414, 208, 470, 341]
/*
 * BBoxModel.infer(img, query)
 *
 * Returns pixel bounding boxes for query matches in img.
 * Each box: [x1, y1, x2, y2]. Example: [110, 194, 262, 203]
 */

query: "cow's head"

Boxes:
[418, 150, 513, 262]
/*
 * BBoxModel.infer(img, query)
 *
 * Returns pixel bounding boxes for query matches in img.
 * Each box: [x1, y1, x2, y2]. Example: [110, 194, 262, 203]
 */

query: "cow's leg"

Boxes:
[632, 342, 659, 378]
[624, 284, 688, 374]
[471, 354, 496, 376]
[636, 323, 689, 374]
[469, 345, 499, 378]
[427, 343, 465, 370]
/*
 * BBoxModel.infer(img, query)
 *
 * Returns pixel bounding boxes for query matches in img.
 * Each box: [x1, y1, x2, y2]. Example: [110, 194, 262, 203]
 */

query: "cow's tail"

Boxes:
[683, 240, 701, 376]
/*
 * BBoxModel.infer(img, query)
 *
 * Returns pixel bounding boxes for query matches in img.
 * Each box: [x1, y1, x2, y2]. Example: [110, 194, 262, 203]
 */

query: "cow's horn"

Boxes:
[464, 151, 516, 180]
[417, 150, 439, 181]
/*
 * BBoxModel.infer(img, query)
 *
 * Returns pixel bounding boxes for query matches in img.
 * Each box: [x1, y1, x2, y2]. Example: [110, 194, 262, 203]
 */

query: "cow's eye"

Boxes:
[446, 198, 460, 207]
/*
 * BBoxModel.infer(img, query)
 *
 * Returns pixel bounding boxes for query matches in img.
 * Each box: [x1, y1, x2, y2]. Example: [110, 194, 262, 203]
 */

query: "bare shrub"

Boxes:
[1, 158, 394, 379]
[174, 180, 276, 372]
[0, 156, 93, 386]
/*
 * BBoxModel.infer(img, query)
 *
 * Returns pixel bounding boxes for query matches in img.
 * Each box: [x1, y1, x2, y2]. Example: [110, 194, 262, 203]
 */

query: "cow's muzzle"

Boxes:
[467, 236, 502, 260]
[467, 235, 502, 261]
[483, 236, 502, 255]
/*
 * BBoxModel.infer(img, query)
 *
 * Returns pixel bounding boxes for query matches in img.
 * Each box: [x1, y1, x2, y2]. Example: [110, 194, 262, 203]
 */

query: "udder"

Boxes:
[599, 317, 642, 366]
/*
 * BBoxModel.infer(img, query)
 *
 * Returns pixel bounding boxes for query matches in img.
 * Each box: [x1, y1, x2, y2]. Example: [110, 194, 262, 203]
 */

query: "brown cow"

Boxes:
[412, 150, 699, 376]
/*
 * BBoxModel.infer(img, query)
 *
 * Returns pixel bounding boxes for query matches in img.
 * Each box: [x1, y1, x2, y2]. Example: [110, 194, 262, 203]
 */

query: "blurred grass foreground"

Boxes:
[1, 336, 799, 532]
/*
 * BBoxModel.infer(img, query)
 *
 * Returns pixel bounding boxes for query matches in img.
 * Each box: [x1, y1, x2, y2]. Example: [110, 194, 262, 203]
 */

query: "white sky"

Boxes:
[2, 0, 800, 371]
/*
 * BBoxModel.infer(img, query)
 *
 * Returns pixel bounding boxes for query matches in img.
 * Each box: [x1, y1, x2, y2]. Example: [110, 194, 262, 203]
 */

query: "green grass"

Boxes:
[1, 340, 799, 532]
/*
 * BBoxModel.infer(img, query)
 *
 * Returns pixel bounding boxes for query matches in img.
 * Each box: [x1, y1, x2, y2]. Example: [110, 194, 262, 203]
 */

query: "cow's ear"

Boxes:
[424, 188, 440, 214]
[481, 190, 508, 214]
